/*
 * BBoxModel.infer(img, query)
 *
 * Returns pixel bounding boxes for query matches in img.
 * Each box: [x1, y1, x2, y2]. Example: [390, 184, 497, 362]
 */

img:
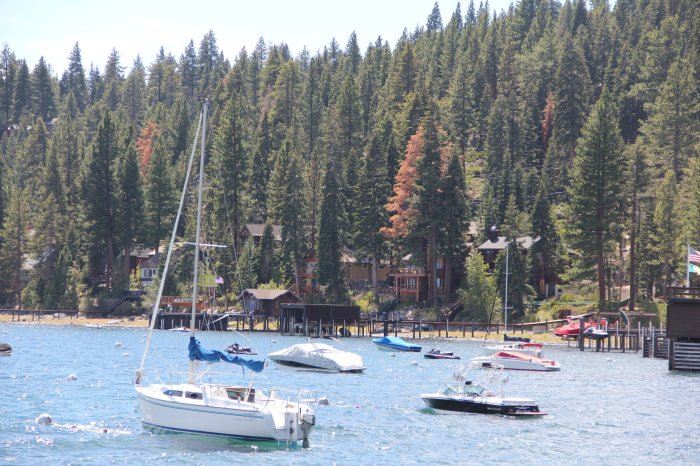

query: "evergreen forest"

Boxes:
[0, 0, 698, 322]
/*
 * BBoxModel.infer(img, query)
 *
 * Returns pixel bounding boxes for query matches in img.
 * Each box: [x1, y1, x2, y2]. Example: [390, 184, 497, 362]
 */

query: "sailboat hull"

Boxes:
[135, 384, 315, 443]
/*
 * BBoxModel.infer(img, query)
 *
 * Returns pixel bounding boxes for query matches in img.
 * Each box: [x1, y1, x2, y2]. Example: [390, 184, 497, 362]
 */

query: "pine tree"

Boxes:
[530, 178, 560, 297]
[235, 239, 258, 295]
[257, 222, 277, 284]
[567, 89, 626, 312]
[115, 124, 145, 287]
[0, 183, 28, 307]
[457, 249, 498, 323]
[81, 111, 119, 291]
[103, 48, 125, 111]
[352, 130, 390, 292]
[13, 60, 30, 121]
[651, 171, 680, 291]
[210, 97, 249, 255]
[318, 156, 346, 302]
[638, 58, 699, 180]
[180, 40, 198, 100]
[437, 149, 469, 303]
[122, 56, 147, 126]
[0, 45, 16, 126]
[411, 110, 443, 307]
[65, 42, 87, 111]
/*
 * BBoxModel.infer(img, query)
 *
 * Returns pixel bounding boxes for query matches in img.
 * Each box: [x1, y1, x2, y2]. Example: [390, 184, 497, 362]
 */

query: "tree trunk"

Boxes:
[444, 258, 452, 305]
[430, 229, 437, 308]
[597, 240, 606, 314]
[107, 236, 115, 293]
[629, 188, 637, 313]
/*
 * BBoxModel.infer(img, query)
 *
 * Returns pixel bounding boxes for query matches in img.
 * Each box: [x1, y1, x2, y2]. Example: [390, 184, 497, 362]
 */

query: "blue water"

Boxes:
[2, 324, 699, 465]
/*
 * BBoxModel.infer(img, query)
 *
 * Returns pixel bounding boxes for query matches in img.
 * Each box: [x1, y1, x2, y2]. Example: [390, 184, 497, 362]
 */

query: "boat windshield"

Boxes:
[442, 384, 488, 397]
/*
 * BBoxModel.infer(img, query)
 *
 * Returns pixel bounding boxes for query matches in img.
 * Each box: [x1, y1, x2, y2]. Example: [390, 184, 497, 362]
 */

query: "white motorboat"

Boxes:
[269, 342, 365, 373]
[420, 363, 546, 416]
[134, 101, 315, 447]
[470, 350, 561, 372]
[482, 342, 544, 357]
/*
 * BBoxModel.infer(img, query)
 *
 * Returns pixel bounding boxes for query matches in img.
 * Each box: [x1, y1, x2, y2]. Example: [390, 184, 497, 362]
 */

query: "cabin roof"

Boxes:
[237, 288, 298, 301]
[477, 235, 539, 251]
[242, 223, 282, 241]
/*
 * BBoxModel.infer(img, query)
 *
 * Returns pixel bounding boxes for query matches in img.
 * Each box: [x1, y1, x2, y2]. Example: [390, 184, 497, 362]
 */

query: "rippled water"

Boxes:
[2, 324, 699, 465]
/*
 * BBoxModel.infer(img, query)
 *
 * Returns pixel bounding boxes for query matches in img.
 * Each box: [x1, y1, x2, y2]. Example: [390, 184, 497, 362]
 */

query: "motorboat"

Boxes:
[225, 343, 257, 355]
[482, 342, 543, 357]
[554, 315, 596, 337]
[583, 327, 609, 339]
[470, 351, 561, 371]
[424, 349, 460, 360]
[420, 362, 546, 416]
[0, 342, 11, 356]
[372, 336, 422, 352]
[268, 342, 365, 373]
[134, 101, 315, 447]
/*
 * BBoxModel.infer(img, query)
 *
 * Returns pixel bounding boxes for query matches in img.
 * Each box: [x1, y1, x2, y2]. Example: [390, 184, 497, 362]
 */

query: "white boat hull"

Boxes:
[470, 355, 561, 371]
[135, 383, 315, 443]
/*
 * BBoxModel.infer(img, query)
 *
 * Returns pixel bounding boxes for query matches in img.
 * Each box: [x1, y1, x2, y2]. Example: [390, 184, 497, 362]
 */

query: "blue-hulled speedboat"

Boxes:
[372, 336, 422, 352]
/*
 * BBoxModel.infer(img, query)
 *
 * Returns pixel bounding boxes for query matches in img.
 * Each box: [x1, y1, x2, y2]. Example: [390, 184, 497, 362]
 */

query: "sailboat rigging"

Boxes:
[134, 99, 315, 446]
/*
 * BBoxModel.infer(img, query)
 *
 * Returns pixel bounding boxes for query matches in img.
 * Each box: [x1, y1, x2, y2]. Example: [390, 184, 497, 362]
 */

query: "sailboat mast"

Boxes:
[136, 105, 203, 382]
[188, 99, 208, 384]
[504, 241, 509, 333]
[191, 99, 208, 330]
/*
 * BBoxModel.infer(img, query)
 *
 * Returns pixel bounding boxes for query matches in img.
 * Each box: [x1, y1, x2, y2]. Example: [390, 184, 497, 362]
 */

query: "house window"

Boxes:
[402, 277, 417, 290]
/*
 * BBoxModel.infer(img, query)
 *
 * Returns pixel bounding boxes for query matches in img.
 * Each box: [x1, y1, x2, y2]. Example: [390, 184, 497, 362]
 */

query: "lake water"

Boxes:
[2, 324, 699, 465]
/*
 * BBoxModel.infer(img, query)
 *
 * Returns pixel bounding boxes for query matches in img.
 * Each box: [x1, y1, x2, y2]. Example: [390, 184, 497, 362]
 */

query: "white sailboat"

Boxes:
[134, 100, 315, 446]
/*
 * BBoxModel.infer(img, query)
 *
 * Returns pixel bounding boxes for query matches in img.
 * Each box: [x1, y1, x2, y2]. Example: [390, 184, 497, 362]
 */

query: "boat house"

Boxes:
[666, 287, 700, 370]
[237, 288, 300, 317]
[280, 303, 361, 337]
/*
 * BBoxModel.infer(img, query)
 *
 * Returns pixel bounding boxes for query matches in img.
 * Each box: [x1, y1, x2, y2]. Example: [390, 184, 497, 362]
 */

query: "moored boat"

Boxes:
[225, 343, 257, 355]
[424, 348, 460, 360]
[482, 342, 543, 357]
[0, 342, 11, 356]
[470, 350, 561, 371]
[134, 100, 316, 447]
[554, 315, 596, 337]
[420, 362, 546, 416]
[268, 342, 365, 373]
[372, 336, 422, 352]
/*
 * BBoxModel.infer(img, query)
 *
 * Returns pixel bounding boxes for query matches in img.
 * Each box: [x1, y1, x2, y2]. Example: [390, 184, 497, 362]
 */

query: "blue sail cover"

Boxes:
[188, 337, 265, 373]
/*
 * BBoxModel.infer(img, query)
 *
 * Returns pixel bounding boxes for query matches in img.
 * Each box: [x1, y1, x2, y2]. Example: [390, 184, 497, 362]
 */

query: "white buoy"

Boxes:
[317, 396, 330, 406]
[67, 373, 77, 381]
[410, 361, 418, 366]
[36, 413, 53, 425]
[122, 352, 129, 357]
[114, 341, 123, 348]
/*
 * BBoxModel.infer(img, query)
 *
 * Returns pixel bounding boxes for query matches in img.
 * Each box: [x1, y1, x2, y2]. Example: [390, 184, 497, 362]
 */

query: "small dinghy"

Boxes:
[424, 349, 460, 360]
[0, 342, 11, 356]
[225, 343, 257, 355]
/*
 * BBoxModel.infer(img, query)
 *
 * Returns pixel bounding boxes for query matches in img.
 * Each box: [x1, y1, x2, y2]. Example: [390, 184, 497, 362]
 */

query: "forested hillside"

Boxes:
[0, 0, 697, 317]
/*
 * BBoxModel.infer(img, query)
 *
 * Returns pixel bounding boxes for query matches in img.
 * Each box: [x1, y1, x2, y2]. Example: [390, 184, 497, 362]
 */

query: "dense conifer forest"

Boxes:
[0, 0, 698, 320]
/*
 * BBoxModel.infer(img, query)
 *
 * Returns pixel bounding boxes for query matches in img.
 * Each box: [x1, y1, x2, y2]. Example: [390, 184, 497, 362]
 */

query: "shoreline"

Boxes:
[0, 314, 567, 344]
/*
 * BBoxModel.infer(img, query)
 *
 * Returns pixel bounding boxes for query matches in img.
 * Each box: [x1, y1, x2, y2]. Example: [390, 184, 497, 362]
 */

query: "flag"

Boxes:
[690, 263, 699, 274]
[689, 246, 700, 266]
[215, 276, 224, 284]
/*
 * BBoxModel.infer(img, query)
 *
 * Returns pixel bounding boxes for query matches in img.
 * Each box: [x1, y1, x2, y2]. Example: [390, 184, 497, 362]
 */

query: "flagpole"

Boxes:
[687, 244, 691, 288]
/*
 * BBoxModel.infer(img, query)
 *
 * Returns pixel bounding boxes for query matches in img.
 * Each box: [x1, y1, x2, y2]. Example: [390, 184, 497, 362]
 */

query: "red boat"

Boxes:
[554, 316, 596, 337]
